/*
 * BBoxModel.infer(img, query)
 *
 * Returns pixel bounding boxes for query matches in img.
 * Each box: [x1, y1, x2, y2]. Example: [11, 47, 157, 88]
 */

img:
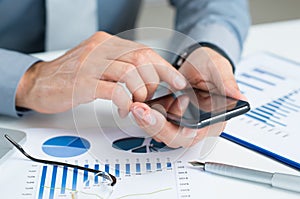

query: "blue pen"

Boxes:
[189, 161, 300, 193]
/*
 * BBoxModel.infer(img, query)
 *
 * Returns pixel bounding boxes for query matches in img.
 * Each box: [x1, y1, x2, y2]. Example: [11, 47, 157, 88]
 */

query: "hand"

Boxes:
[131, 47, 244, 148]
[179, 47, 245, 100]
[16, 32, 186, 115]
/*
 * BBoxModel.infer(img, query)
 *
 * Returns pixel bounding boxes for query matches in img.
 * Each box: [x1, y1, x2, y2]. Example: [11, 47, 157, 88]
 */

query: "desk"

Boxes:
[1, 20, 300, 198]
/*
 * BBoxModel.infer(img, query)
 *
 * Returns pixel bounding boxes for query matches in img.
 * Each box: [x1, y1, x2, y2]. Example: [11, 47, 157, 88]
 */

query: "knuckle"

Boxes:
[122, 63, 136, 74]
[86, 31, 112, 50]
[131, 51, 144, 64]
[140, 47, 154, 55]
[131, 47, 153, 65]
[93, 31, 111, 39]
[119, 63, 136, 82]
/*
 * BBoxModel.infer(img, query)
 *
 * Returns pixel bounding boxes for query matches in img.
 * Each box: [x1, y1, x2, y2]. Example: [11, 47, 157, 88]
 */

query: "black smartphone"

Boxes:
[145, 87, 250, 129]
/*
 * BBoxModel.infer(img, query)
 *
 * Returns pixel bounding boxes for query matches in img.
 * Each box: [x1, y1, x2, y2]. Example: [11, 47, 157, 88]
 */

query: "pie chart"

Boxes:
[112, 137, 177, 153]
[42, 136, 90, 157]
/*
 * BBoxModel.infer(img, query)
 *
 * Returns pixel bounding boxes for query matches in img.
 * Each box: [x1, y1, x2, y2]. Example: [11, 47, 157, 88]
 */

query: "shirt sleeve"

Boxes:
[0, 49, 40, 117]
[170, 0, 251, 66]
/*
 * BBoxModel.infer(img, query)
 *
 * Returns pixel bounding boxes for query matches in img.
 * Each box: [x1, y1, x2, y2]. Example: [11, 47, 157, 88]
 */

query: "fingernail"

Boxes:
[174, 76, 186, 89]
[144, 113, 156, 125]
[132, 107, 144, 119]
[132, 107, 156, 125]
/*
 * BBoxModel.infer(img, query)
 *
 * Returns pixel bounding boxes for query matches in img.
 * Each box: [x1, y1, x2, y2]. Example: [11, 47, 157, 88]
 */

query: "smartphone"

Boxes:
[145, 87, 250, 129]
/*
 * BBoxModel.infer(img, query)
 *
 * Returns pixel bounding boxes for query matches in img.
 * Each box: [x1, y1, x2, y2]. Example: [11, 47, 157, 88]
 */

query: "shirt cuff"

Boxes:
[186, 23, 241, 67]
[0, 49, 40, 117]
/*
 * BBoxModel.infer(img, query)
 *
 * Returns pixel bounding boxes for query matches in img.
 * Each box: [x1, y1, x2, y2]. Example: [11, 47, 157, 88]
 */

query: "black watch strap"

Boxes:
[173, 42, 235, 73]
[173, 43, 201, 70]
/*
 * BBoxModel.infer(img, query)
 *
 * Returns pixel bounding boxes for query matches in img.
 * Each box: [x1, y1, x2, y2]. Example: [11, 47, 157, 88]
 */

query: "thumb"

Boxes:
[223, 79, 247, 101]
[130, 102, 165, 137]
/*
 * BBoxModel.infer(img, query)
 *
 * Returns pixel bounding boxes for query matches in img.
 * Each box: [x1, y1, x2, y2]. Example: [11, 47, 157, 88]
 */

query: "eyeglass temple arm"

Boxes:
[4, 134, 117, 186]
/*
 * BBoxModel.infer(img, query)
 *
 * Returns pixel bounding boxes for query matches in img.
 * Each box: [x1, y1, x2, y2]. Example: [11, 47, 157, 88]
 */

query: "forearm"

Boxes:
[0, 49, 40, 117]
[170, 0, 251, 66]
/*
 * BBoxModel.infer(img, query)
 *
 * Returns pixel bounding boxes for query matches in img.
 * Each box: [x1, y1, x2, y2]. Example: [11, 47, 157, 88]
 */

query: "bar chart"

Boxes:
[236, 67, 285, 94]
[30, 158, 189, 199]
[223, 53, 300, 171]
[242, 89, 300, 133]
[229, 53, 300, 137]
[11, 125, 200, 199]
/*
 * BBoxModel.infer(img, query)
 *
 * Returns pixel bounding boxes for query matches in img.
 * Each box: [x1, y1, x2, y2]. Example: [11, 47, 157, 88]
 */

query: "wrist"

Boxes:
[16, 62, 41, 109]
[173, 42, 235, 73]
[198, 42, 235, 73]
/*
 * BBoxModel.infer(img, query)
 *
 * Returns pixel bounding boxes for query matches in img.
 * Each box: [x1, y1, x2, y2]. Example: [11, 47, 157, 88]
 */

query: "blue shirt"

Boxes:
[0, 0, 250, 117]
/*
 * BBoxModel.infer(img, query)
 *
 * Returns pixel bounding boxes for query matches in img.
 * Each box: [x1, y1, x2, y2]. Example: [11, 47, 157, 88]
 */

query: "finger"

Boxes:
[96, 81, 132, 116]
[217, 65, 244, 100]
[150, 53, 187, 90]
[130, 102, 197, 148]
[100, 60, 148, 102]
[117, 47, 187, 90]
[80, 32, 186, 93]
[130, 102, 162, 138]
[135, 64, 160, 100]
[151, 135, 162, 143]
[216, 68, 247, 101]
[179, 47, 245, 100]
[106, 55, 160, 101]
[223, 78, 247, 101]
[202, 49, 245, 100]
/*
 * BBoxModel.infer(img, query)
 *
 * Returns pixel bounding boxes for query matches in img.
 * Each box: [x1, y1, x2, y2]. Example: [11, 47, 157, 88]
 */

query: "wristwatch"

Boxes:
[173, 42, 235, 73]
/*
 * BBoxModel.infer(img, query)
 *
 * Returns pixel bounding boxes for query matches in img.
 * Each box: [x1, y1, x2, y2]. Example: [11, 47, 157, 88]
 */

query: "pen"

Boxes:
[189, 161, 300, 193]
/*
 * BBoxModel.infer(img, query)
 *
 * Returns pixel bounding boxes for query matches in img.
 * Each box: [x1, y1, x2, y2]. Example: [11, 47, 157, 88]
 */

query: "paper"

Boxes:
[224, 52, 300, 165]
[1, 127, 299, 198]
[0, 127, 200, 199]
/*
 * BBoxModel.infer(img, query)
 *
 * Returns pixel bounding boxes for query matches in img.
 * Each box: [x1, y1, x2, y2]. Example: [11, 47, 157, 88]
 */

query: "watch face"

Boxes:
[173, 43, 202, 69]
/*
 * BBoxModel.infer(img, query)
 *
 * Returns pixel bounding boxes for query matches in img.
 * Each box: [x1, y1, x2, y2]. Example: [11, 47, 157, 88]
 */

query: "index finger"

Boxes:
[150, 52, 187, 90]
[118, 47, 187, 91]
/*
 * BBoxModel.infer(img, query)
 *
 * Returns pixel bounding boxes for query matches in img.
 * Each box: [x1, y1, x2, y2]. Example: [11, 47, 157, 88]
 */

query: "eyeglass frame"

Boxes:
[4, 134, 117, 186]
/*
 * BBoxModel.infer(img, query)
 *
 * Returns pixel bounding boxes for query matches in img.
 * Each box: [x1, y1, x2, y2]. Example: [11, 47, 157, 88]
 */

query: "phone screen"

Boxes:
[145, 88, 250, 129]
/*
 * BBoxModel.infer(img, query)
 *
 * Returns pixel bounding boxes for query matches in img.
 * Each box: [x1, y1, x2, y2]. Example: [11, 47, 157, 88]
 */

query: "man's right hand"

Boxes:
[16, 31, 187, 116]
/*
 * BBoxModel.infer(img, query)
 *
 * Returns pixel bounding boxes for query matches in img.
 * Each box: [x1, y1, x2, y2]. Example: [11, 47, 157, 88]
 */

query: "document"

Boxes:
[0, 127, 200, 199]
[1, 126, 298, 199]
[223, 52, 300, 169]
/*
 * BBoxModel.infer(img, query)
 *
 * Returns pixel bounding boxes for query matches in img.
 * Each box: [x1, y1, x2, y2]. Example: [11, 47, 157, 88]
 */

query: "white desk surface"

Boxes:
[1, 20, 300, 198]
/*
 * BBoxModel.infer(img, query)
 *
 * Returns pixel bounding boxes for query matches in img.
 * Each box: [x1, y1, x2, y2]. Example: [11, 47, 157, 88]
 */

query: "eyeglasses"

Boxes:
[5, 134, 117, 198]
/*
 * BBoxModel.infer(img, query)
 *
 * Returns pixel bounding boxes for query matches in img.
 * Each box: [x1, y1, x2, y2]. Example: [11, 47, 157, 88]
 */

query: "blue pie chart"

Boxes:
[42, 136, 90, 157]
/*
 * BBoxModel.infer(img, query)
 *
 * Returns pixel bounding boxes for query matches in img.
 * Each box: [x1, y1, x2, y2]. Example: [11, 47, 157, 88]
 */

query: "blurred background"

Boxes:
[137, 0, 300, 28]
